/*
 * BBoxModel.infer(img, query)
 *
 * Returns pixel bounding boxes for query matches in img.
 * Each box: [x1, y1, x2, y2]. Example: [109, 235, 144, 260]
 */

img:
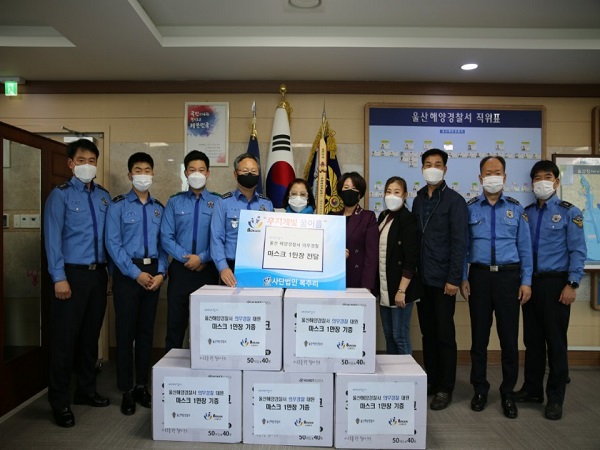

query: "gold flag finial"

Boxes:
[278, 83, 292, 124]
[250, 100, 257, 139]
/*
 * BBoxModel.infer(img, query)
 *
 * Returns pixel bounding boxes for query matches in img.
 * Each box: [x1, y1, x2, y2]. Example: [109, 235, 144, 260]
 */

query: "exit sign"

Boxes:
[5, 82, 18, 96]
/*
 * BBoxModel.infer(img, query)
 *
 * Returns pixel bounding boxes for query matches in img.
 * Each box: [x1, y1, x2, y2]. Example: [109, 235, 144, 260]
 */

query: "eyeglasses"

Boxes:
[237, 169, 259, 175]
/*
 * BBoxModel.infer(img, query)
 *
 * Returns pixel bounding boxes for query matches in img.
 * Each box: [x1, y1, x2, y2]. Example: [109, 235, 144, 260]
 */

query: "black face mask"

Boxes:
[340, 189, 360, 207]
[238, 173, 259, 189]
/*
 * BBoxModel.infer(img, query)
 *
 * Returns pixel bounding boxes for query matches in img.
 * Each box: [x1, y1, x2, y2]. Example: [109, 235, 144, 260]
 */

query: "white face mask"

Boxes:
[533, 180, 556, 200]
[132, 174, 153, 192]
[482, 175, 504, 194]
[187, 172, 206, 190]
[384, 195, 404, 211]
[73, 164, 97, 183]
[423, 167, 444, 185]
[288, 195, 308, 212]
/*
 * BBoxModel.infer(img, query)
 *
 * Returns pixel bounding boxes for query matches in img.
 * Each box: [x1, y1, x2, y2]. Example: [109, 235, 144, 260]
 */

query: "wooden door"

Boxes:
[0, 121, 68, 416]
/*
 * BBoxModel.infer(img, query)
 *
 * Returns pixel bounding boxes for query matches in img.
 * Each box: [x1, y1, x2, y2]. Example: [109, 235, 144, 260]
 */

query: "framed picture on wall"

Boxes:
[184, 102, 229, 167]
[553, 153, 600, 310]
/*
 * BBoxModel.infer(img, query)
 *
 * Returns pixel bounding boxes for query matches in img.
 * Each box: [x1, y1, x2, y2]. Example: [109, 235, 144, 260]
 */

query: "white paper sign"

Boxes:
[254, 383, 320, 436]
[347, 382, 415, 435]
[163, 376, 229, 429]
[263, 226, 324, 272]
[198, 302, 266, 356]
[296, 304, 364, 358]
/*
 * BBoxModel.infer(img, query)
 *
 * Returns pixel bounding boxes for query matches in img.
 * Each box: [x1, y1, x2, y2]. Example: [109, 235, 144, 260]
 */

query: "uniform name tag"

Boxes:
[143, 258, 152, 265]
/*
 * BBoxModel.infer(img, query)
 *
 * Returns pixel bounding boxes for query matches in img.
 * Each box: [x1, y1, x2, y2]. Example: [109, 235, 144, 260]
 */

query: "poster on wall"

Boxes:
[184, 102, 229, 167]
[365, 104, 545, 213]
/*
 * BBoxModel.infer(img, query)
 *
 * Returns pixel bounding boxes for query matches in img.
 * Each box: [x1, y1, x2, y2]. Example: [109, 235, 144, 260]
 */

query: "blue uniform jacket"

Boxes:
[105, 189, 168, 280]
[43, 176, 111, 283]
[465, 193, 533, 285]
[160, 189, 221, 265]
[525, 195, 586, 283]
[210, 189, 274, 273]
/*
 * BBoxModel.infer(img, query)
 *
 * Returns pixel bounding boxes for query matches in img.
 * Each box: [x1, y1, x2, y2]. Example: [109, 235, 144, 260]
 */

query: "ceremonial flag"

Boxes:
[304, 117, 342, 215]
[266, 97, 295, 208]
[247, 101, 263, 194]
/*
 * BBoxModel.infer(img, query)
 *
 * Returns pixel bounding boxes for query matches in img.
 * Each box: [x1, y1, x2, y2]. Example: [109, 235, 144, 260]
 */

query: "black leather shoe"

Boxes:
[121, 391, 136, 416]
[501, 397, 518, 419]
[514, 388, 544, 403]
[545, 402, 563, 420]
[53, 407, 75, 428]
[430, 392, 452, 410]
[471, 394, 487, 412]
[73, 391, 110, 407]
[133, 385, 151, 408]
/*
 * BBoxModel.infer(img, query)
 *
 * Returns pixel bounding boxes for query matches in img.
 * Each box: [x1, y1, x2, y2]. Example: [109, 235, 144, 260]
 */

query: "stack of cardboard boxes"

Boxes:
[152, 286, 427, 448]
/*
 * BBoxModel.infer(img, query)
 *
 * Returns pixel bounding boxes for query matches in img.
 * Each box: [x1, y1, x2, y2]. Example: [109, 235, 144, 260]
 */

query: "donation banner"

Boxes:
[234, 210, 346, 290]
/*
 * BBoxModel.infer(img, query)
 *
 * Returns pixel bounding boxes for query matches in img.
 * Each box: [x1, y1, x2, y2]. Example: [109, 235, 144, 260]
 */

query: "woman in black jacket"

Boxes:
[377, 176, 422, 354]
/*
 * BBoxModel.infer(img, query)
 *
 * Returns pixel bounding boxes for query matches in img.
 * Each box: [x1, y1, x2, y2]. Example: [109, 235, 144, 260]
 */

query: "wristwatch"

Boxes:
[567, 281, 579, 289]
[397, 289, 405, 294]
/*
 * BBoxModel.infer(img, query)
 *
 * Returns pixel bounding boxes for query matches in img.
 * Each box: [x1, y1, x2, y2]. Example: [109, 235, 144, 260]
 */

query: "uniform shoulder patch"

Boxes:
[221, 191, 233, 199]
[505, 196, 520, 205]
[522, 212, 529, 222]
[559, 200, 574, 209]
[58, 181, 71, 190]
[258, 193, 269, 200]
[467, 197, 479, 206]
[96, 184, 109, 193]
[169, 191, 186, 198]
[111, 194, 125, 203]
[572, 214, 583, 228]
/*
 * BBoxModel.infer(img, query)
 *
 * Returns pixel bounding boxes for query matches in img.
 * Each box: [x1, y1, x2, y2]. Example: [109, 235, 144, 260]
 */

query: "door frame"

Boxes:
[0, 121, 68, 416]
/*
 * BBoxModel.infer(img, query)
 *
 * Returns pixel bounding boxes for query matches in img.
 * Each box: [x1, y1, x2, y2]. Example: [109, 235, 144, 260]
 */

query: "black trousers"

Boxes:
[165, 259, 218, 352]
[416, 285, 457, 393]
[48, 266, 108, 409]
[112, 262, 160, 392]
[522, 274, 570, 405]
[468, 266, 520, 396]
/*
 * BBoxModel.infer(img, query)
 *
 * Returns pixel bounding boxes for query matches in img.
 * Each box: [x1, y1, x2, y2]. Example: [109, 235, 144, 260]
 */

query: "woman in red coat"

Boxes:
[335, 172, 378, 293]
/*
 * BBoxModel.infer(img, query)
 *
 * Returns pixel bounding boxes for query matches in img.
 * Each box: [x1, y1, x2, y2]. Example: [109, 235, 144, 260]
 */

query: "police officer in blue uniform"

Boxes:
[461, 156, 533, 419]
[514, 160, 586, 420]
[210, 152, 273, 287]
[160, 150, 220, 352]
[105, 152, 168, 416]
[43, 139, 111, 428]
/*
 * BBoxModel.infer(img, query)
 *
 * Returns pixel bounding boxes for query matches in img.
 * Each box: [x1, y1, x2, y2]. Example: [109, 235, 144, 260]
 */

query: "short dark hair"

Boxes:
[127, 152, 154, 172]
[479, 155, 506, 173]
[384, 176, 407, 194]
[282, 178, 316, 209]
[233, 152, 260, 171]
[337, 172, 367, 199]
[184, 150, 210, 171]
[421, 148, 448, 166]
[530, 160, 559, 180]
[66, 139, 99, 159]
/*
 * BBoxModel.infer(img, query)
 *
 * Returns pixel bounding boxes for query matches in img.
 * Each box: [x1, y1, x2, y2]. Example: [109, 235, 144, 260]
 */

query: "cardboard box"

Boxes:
[283, 288, 376, 373]
[190, 286, 283, 370]
[152, 349, 242, 443]
[334, 354, 427, 449]
[243, 370, 334, 447]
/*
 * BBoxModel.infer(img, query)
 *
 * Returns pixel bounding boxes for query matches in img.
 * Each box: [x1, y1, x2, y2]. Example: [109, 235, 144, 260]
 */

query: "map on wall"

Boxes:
[554, 155, 600, 263]
[365, 105, 544, 213]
